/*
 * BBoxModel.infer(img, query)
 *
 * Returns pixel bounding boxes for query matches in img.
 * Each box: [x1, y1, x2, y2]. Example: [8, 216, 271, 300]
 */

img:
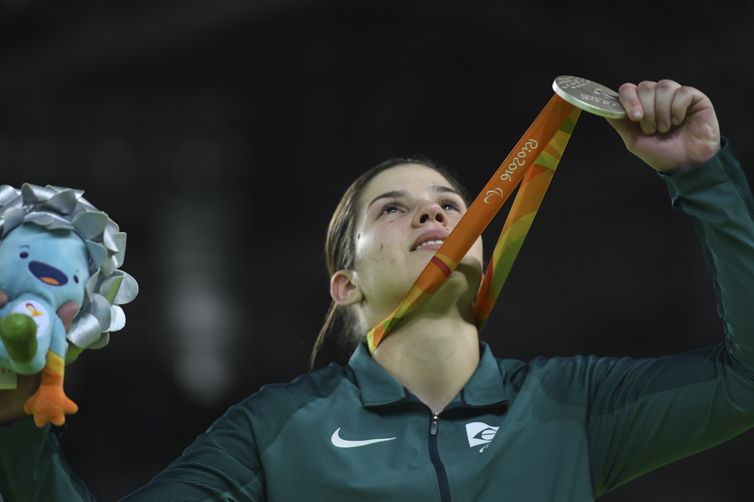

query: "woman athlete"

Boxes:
[1, 79, 752, 501]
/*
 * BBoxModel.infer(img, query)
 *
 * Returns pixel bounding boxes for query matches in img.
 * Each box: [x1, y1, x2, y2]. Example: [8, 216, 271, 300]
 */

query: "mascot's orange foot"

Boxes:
[24, 385, 78, 427]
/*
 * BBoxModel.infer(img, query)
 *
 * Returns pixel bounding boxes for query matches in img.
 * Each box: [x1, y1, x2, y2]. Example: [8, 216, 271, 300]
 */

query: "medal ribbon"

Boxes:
[367, 95, 581, 352]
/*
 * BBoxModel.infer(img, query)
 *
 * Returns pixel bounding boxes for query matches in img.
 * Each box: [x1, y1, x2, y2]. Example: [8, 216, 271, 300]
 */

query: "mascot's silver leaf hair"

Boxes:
[0, 183, 138, 359]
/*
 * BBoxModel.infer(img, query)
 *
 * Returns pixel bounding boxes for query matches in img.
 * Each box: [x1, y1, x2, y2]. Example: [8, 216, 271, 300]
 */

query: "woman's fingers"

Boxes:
[636, 81, 658, 134]
[619, 80, 693, 134]
[654, 80, 681, 133]
[56, 301, 78, 332]
[670, 86, 695, 127]
[618, 82, 643, 121]
[0, 373, 40, 424]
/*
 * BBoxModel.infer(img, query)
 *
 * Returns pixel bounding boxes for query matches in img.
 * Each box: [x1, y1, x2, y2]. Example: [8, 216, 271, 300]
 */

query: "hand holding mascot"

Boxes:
[0, 184, 137, 427]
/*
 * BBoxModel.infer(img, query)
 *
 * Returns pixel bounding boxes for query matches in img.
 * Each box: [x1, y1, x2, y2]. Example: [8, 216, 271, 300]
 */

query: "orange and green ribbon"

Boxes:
[367, 94, 581, 352]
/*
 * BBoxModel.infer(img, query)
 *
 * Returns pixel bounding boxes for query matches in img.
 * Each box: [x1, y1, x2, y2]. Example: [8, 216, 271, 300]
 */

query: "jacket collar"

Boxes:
[348, 340, 510, 409]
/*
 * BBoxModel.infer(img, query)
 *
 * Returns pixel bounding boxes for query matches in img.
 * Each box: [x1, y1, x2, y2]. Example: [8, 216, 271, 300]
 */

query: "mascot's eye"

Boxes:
[19, 252, 29, 259]
[74, 275, 79, 284]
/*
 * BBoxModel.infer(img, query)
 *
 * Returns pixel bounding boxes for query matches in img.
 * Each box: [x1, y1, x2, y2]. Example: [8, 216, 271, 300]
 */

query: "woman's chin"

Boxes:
[386, 253, 483, 309]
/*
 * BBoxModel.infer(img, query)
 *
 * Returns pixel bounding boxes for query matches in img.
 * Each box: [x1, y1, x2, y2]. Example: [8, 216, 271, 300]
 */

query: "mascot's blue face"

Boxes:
[0, 223, 90, 308]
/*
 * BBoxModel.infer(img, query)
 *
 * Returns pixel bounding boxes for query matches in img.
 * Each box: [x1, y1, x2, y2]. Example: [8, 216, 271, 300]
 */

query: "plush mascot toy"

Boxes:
[0, 184, 137, 427]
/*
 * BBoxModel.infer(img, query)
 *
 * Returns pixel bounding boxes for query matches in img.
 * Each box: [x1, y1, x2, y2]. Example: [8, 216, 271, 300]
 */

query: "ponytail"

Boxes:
[309, 301, 359, 370]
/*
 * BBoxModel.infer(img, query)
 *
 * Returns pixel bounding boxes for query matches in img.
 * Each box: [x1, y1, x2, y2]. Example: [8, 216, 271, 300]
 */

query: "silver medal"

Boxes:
[552, 76, 626, 119]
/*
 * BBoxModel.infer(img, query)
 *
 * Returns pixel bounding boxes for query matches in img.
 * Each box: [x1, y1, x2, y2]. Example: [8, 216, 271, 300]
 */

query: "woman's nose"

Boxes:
[412, 202, 447, 227]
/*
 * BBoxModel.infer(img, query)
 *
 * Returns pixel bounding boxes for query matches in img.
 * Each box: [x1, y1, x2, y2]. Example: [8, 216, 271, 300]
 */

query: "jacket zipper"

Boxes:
[428, 413, 451, 502]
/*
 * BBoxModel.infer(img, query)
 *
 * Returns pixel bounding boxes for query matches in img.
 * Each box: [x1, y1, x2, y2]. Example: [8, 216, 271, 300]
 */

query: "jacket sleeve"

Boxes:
[0, 418, 96, 502]
[122, 400, 265, 501]
[0, 400, 266, 502]
[586, 139, 754, 496]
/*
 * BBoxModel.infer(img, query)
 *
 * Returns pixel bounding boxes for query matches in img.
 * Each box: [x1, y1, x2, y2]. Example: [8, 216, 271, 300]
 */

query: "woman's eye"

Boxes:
[380, 203, 402, 216]
[19, 252, 29, 259]
[441, 199, 461, 212]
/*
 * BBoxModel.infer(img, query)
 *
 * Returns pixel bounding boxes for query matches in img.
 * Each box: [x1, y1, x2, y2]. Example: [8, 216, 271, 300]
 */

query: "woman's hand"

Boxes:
[607, 80, 721, 175]
[0, 291, 78, 425]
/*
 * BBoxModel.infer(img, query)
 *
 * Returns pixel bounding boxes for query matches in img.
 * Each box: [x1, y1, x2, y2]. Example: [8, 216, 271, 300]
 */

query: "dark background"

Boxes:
[1, 0, 753, 500]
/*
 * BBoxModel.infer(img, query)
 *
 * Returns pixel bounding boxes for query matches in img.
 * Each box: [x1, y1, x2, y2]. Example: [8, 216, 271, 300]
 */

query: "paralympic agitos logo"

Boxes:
[483, 138, 538, 204]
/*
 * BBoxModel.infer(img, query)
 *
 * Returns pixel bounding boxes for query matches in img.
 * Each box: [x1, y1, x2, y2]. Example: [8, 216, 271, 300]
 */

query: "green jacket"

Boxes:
[1, 141, 754, 502]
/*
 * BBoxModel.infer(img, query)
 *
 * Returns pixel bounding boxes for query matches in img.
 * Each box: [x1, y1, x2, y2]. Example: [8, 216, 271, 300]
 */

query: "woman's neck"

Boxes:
[371, 309, 480, 415]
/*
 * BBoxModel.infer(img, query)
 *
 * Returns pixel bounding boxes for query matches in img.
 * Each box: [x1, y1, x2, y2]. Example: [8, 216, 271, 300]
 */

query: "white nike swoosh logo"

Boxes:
[330, 428, 397, 448]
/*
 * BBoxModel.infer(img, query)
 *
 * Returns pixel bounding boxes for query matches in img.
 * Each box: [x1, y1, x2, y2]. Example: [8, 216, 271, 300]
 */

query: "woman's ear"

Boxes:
[330, 270, 363, 306]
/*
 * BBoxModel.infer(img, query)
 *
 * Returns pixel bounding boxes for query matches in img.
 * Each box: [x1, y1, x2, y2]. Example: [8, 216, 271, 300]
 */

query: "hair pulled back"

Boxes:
[309, 156, 468, 369]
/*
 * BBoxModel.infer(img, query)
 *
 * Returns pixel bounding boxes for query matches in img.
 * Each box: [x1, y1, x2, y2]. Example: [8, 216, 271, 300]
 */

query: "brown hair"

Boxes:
[309, 156, 469, 369]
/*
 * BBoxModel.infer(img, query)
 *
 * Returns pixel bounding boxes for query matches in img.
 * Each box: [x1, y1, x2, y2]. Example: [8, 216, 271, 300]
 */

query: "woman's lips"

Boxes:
[411, 229, 449, 251]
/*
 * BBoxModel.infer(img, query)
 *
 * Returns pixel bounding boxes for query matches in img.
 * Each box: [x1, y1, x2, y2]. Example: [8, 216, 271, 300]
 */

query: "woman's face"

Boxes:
[349, 163, 484, 318]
